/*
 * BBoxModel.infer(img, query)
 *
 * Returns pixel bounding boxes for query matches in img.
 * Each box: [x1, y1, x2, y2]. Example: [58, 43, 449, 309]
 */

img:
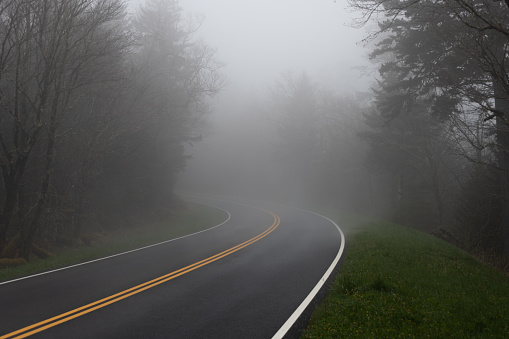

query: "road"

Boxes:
[0, 195, 345, 338]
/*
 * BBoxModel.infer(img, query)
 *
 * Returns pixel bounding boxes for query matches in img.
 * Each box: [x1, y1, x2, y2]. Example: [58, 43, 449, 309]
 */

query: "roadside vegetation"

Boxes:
[302, 212, 509, 338]
[0, 202, 227, 283]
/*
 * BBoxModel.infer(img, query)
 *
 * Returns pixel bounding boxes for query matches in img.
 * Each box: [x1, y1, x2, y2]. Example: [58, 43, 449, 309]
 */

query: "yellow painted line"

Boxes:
[1, 209, 280, 339]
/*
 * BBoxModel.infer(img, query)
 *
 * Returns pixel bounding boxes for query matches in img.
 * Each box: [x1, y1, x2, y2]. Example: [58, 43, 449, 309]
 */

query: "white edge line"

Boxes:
[178, 193, 347, 338]
[271, 208, 346, 339]
[0, 202, 231, 286]
[181, 191, 347, 338]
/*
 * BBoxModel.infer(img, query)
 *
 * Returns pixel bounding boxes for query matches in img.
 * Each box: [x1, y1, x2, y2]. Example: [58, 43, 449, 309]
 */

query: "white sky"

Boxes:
[131, 0, 371, 94]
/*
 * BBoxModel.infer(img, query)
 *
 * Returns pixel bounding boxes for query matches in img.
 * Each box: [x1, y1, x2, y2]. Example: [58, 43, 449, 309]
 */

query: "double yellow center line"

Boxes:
[1, 209, 280, 339]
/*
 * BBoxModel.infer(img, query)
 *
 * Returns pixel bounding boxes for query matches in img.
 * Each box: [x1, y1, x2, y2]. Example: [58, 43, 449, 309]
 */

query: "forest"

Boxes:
[0, 0, 223, 262]
[1, 0, 509, 272]
[349, 0, 509, 268]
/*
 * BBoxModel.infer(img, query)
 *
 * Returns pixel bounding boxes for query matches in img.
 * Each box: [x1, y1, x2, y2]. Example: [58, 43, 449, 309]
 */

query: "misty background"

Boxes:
[174, 0, 509, 270]
[172, 0, 370, 200]
[1, 0, 509, 272]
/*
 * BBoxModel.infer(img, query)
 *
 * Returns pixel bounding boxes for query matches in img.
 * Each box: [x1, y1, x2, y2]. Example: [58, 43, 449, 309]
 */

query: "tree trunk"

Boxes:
[433, 184, 444, 227]
[486, 31, 509, 259]
[494, 83, 509, 259]
[0, 154, 30, 250]
[72, 181, 86, 239]
[20, 96, 61, 260]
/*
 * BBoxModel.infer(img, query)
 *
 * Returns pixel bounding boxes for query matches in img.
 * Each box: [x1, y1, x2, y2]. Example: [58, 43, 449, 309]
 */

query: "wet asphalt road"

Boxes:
[0, 195, 343, 339]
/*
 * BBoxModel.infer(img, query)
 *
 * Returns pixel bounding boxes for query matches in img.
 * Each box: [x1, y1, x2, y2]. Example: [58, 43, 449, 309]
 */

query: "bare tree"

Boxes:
[0, 0, 131, 258]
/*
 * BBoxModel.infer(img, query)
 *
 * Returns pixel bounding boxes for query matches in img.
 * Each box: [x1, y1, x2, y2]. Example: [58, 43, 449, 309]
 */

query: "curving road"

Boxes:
[0, 195, 344, 339]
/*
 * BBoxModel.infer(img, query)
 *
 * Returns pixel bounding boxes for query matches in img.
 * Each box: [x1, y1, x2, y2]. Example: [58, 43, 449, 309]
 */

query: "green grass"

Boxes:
[302, 215, 509, 338]
[0, 203, 227, 283]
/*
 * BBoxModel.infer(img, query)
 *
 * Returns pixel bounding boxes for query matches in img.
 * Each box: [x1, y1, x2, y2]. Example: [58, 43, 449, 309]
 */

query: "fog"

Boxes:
[0, 0, 507, 268]
[172, 0, 509, 264]
[0, 0, 373, 261]
[170, 0, 371, 202]
[178, 0, 368, 91]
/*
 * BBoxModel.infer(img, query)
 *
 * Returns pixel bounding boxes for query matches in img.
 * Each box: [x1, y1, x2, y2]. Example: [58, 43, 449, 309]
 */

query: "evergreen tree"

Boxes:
[350, 0, 509, 257]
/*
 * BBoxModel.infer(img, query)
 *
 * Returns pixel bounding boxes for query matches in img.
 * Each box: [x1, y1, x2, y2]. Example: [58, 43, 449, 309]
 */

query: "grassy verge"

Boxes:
[302, 214, 509, 338]
[0, 202, 227, 283]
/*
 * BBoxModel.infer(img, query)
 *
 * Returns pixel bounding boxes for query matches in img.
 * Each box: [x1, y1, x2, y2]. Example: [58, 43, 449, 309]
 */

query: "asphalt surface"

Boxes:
[0, 195, 344, 339]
